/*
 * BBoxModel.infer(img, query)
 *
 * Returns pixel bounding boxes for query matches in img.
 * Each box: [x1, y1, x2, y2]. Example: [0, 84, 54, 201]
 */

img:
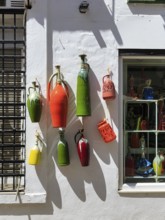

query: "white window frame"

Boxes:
[119, 53, 165, 194]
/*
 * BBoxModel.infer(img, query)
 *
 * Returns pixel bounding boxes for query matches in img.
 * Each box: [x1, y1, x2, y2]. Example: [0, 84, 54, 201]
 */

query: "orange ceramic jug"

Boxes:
[97, 119, 116, 143]
[48, 65, 69, 128]
[102, 69, 115, 100]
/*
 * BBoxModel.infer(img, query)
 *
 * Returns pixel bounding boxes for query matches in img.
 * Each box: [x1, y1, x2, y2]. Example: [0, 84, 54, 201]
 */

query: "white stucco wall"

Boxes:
[1, 0, 165, 219]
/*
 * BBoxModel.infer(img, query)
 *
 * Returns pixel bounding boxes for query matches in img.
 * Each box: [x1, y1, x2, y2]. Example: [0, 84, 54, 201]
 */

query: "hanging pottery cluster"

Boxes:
[48, 65, 70, 166]
[27, 54, 116, 167]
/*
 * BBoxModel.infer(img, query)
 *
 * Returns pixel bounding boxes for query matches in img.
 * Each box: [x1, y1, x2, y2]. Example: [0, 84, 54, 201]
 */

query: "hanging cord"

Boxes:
[15, 176, 21, 201]
[25, 0, 32, 9]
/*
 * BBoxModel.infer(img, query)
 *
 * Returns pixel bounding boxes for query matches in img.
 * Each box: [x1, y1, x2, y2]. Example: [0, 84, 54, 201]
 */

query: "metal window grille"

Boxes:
[0, 9, 25, 192]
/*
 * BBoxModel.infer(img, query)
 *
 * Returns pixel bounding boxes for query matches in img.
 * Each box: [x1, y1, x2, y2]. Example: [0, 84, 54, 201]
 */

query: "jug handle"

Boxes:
[48, 73, 57, 101]
[74, 129, 84, 144]
[102, 74, 111, 83]
[28, 86, 35, 95]
[62, 81, 69, 98]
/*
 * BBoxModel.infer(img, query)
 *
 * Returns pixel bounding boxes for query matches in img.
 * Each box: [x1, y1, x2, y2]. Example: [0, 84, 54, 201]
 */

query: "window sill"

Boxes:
[119, 183, 165, 194]
[0, 191, 47, 204]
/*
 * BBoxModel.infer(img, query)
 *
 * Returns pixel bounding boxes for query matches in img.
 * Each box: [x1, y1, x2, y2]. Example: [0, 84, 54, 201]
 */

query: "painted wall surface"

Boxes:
[1, 0, 165, 219]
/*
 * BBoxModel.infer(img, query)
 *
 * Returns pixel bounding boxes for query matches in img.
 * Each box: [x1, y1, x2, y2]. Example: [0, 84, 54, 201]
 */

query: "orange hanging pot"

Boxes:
[48, 65, 69, 128]
[97, 119, 116, 143]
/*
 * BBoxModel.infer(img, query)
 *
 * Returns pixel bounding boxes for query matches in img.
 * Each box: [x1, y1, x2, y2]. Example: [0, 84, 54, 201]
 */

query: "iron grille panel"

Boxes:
[0, 10, 25, 192]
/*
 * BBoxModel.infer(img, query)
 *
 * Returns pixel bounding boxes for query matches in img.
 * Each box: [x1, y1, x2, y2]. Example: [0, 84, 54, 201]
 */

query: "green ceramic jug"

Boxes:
[27, 81, 42, 122]
[76, 54, 91, 116]
[57, 128, 70, 166]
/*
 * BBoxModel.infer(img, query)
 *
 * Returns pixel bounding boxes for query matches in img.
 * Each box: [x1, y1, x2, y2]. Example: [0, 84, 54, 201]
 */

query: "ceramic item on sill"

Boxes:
[48, 65, 69, 128]
[130, 133, 140, 148]
[102, 68, 115, 100]
[57, 128, 70, 166]
[27, 81, 42, 123]
[76, 54, 91, 116]
[128, 75, 137, 98]
[74, 129, 89, 166]
[158, 100, 165, 130]
[136, 134, 154, 176]
[153, 152, 165, 176]
[142, 79, 154, 100]
[125, 147, 135, 176]
[97, 119, 116, 143]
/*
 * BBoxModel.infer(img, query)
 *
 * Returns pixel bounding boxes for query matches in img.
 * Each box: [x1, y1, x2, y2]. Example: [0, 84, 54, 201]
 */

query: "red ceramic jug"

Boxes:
[74, 129, 89, 166]
[48, 65, 69, 128]
[97, 119, 116, 143]
[102, 69, 115, 100]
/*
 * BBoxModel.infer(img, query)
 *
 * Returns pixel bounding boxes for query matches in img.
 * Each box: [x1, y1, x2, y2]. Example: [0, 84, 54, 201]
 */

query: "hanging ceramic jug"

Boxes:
[102, 68, 115, 100]
[97, 119, 116, 143]
[76, 54, 91, 116]
[74, 129, 90, 166]
[27, 81, 42, 122]
[48, 65, 69, 128]
[28, 132, 41, 165]
[57, 128, 70, 166]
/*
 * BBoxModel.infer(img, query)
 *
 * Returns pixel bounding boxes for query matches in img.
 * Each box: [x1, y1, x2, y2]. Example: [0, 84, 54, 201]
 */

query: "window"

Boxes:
[119, 50, 165, 193]
[128, 0, 165, 3]
[0, 9, 25, 193]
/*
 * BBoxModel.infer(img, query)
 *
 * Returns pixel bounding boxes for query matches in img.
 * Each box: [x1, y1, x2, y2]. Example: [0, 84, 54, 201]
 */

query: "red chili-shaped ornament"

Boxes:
[74, 129, 90, 166]
[48, 65, 69, 128]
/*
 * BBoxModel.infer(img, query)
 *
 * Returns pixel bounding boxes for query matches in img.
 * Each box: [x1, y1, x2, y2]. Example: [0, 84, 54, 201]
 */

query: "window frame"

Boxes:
[128, 0, 165, 3]
[119, 50, 165, 194]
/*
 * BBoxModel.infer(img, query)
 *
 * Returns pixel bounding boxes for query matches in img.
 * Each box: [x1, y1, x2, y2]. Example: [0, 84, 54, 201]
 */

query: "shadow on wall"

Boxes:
[44, 0, 119, 210]
[47, 0, 123, 49]
[128, 3, 165, 28]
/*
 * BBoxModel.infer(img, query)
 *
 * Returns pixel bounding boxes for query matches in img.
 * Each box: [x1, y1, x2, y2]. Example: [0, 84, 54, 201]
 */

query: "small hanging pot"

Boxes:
[102, 68, 115, 100]
[97, 119, 116, 143]
[74, 129, 90, 166]
[27, 81, 42, 122]
[48, 65, 69, 128]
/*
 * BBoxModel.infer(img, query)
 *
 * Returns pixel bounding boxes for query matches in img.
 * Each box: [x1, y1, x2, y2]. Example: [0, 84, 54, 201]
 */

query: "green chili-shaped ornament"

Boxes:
[57, 128, 70, 166]
[76, 54, 91, 116]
